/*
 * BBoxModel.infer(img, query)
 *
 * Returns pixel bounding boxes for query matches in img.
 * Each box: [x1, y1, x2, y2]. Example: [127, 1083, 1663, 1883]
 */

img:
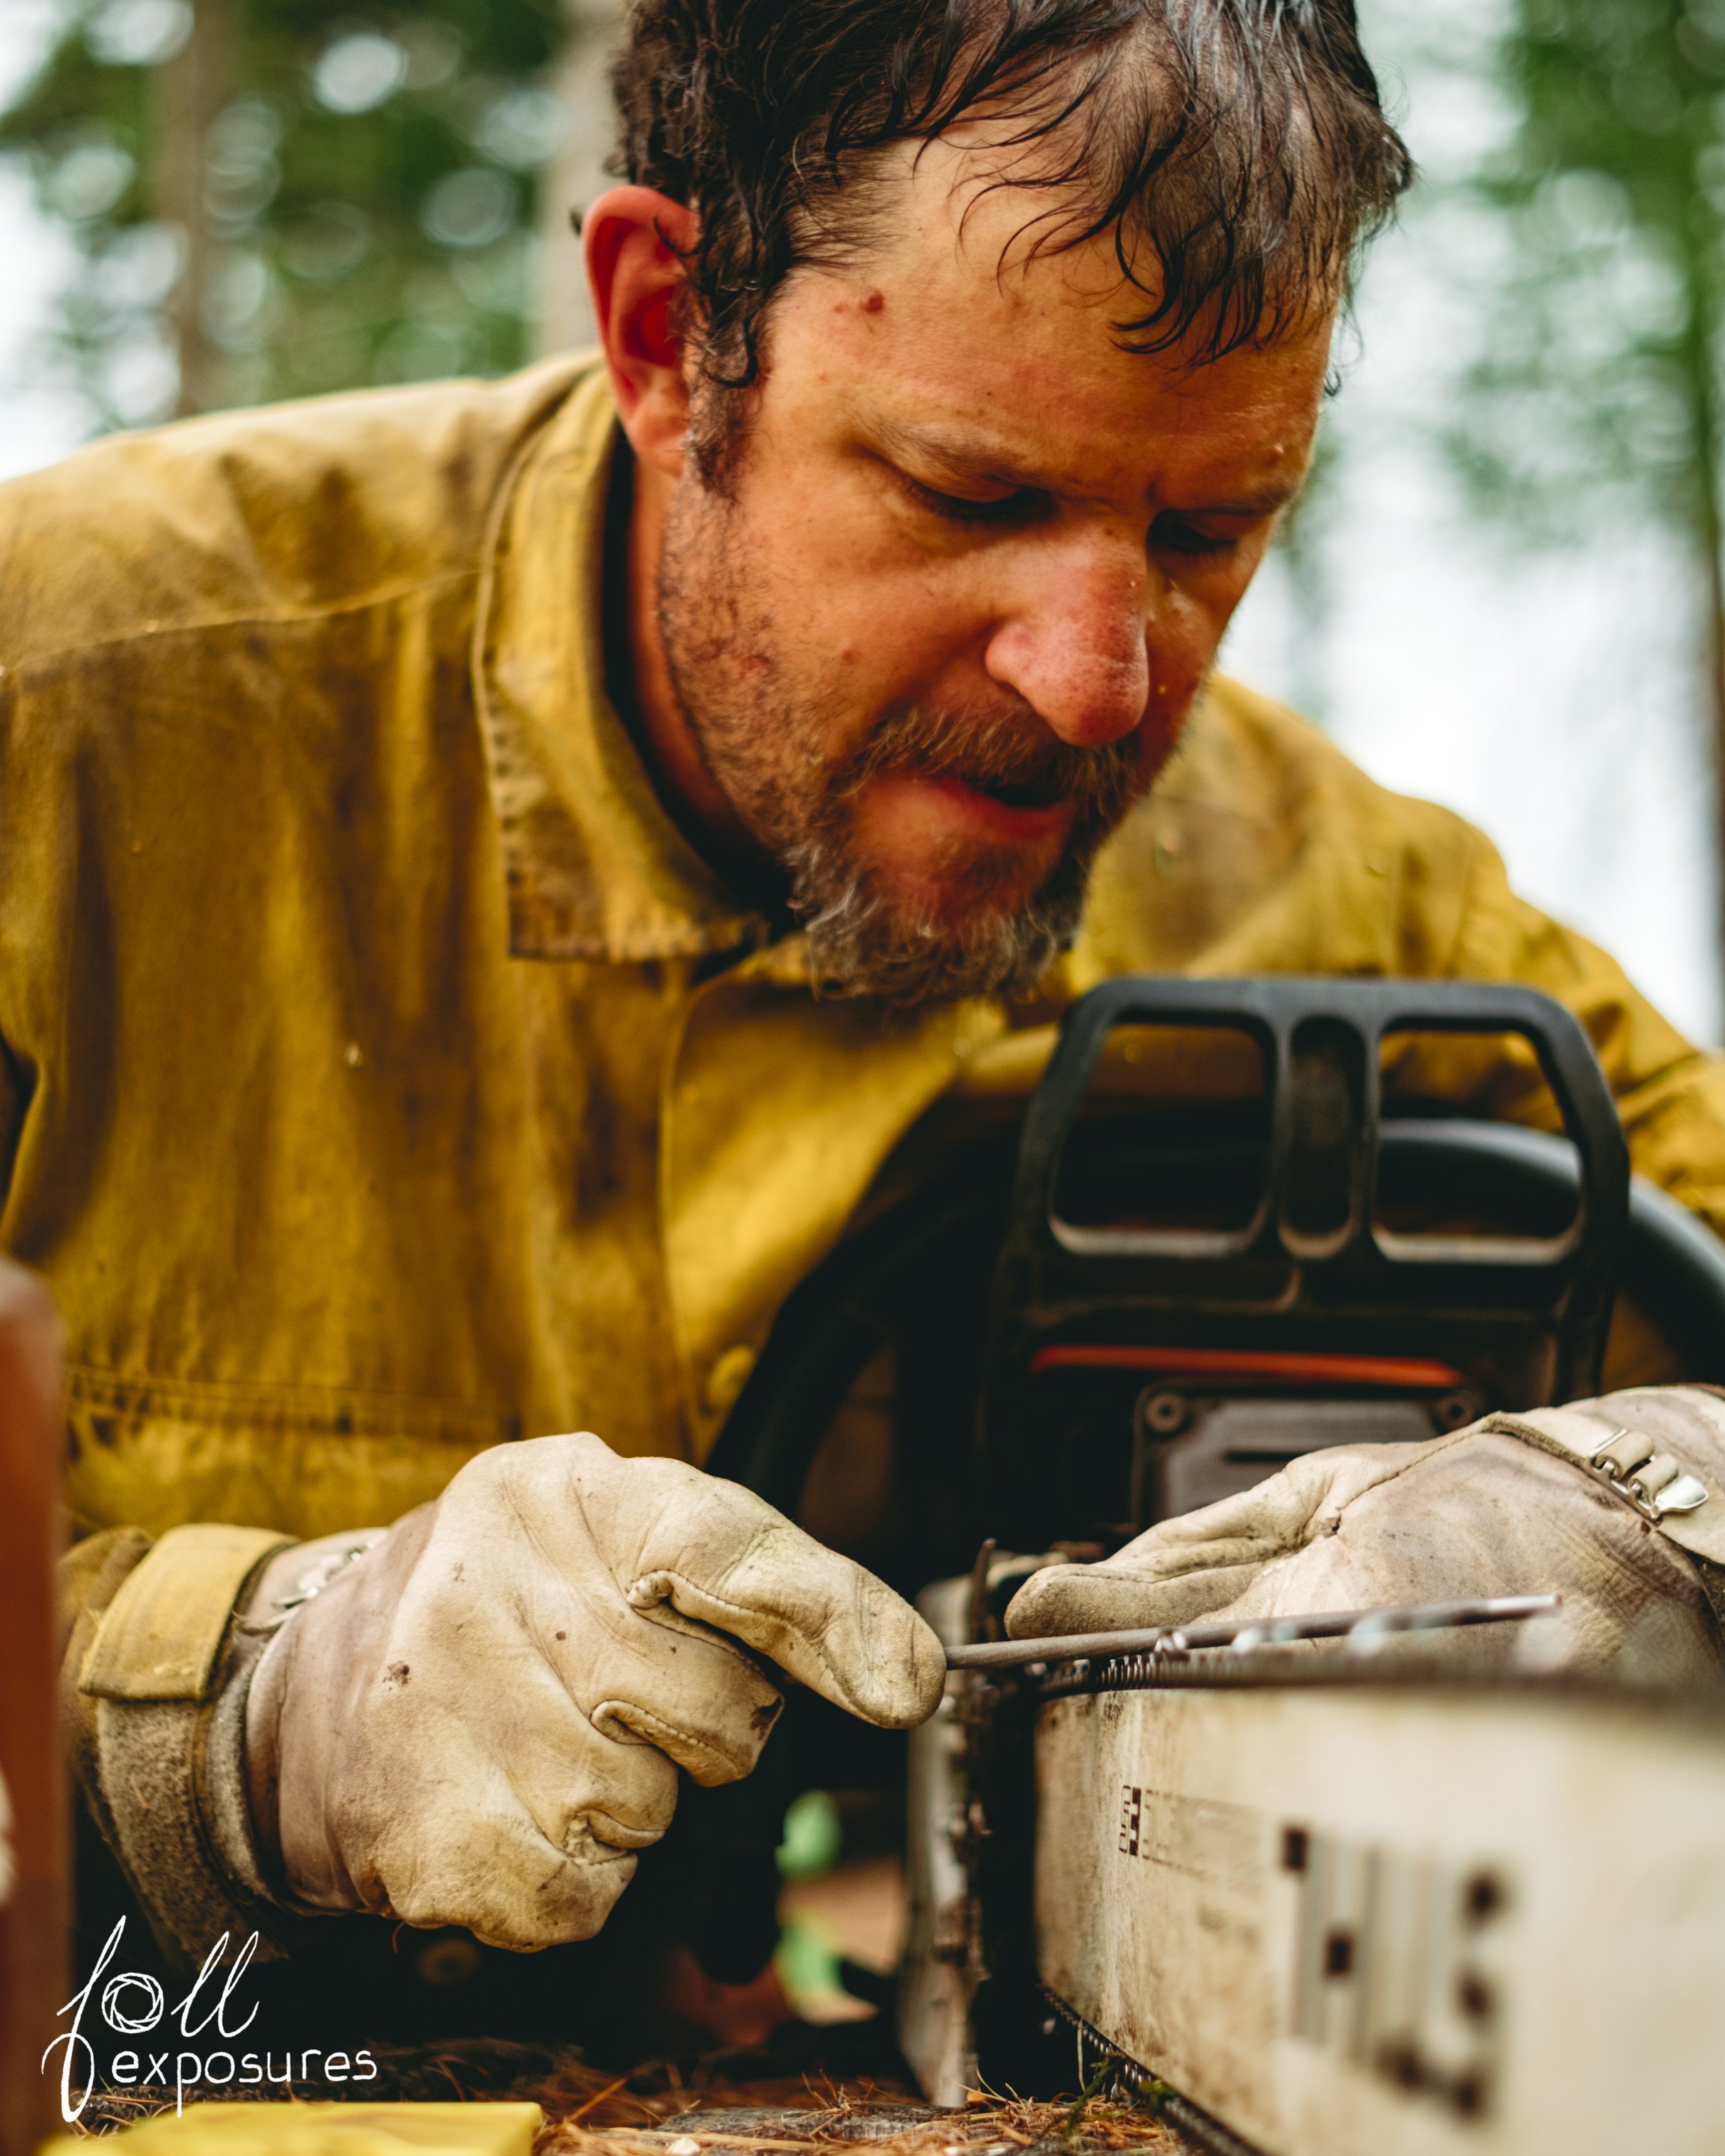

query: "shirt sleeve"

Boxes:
[1441, 822, 1725, 1237]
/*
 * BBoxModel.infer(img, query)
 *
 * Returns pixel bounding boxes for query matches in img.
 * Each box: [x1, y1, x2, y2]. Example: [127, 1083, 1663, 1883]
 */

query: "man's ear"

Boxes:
[584, 186, 700, 479]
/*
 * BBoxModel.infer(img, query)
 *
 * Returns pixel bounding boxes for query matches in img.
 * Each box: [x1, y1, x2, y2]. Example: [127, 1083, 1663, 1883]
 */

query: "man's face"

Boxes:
[655, 139, 1332, 1002]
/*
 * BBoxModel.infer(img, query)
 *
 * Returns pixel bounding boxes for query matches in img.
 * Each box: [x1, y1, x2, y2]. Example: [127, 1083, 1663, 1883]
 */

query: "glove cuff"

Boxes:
[78, 1524, 298, 1971]
[1482, 1389, 1725, 1568]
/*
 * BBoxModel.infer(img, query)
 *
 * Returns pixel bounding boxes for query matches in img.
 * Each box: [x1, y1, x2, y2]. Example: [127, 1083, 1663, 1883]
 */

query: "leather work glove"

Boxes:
[1005, 1386, 1725, 1685]
[244, 1433, 944, 1950]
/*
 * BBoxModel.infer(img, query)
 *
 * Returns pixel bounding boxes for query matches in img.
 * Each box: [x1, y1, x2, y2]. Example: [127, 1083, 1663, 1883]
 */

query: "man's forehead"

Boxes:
[780, 135, 1333, 500]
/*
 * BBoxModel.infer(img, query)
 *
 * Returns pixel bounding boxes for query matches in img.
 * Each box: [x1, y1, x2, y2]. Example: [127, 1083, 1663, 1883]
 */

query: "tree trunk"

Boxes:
[534, 0, 626, 358]
[152, 0, 237, 415]
[1706, 524, 1725, 1016]
[1675, 204, 1725, 1025]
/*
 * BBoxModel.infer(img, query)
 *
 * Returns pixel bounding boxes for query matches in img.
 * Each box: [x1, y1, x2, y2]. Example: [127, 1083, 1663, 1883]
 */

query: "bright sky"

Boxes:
[2, 0, 1717, 1045]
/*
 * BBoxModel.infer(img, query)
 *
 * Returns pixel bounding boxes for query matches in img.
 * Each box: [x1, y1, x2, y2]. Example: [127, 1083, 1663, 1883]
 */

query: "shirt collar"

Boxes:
[471, 358, 773, 962]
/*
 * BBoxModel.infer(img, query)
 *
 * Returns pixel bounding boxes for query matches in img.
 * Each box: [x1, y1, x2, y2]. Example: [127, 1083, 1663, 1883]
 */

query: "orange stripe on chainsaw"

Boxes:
[1026, 1345, 1466, 1387]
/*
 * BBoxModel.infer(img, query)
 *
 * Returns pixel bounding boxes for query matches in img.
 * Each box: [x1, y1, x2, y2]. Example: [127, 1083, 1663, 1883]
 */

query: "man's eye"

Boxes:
[902, 475, 1034, 526]
[1153, 515, 1242, 559]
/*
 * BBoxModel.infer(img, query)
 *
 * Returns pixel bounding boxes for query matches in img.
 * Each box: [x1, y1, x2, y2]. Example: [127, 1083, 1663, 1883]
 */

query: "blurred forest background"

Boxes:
[2, 0, 1723, 1044]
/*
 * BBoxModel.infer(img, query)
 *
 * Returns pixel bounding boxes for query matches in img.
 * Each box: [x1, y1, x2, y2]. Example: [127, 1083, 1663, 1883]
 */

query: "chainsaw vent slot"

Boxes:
[1375, 1029, 1580, 1260]
[1281, 1017, 1367, 1254]
[1051, 1023, 1270, 1241]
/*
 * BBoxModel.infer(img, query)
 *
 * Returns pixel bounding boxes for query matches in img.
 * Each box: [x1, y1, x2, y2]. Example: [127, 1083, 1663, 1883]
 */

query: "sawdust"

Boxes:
[528, 2072, 1187, 2156]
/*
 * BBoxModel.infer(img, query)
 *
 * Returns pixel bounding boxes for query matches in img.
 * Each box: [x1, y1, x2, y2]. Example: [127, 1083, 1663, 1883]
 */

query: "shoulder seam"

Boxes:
[6, 564, 480, 678]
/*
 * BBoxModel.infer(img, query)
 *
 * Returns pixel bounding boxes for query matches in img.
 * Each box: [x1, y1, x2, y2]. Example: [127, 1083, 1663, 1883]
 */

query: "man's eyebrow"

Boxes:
[865, 415, 1063, 491]
[1190, 474, 1305, 518]
[863, 413, 1305, 514]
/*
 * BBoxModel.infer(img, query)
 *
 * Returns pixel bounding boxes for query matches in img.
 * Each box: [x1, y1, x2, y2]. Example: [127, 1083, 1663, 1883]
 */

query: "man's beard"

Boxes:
[656, 473, 1142, 1007]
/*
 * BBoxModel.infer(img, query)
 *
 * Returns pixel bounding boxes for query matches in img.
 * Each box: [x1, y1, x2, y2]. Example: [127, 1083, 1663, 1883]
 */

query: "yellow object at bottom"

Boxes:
[41, 2102, 543, 2156]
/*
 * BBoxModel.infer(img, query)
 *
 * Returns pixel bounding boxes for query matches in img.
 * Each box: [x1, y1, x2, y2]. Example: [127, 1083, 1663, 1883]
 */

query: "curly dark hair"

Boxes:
[609, 0, 1412, 388]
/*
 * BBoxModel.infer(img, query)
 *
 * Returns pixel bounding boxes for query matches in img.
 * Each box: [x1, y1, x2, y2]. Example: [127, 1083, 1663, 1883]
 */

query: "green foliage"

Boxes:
[776, 1788, 842, 1881]
[1455, 0, 1725, 553]
[0, 0, 573, 425]
[771, 1917, 843, 2010]
[1059, 2057, 1113, 2140]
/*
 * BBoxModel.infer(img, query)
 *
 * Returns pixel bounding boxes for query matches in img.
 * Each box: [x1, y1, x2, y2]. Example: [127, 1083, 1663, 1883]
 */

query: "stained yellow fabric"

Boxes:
[42, 2102, 544, 2156]
[3, 353, 1723, 1551]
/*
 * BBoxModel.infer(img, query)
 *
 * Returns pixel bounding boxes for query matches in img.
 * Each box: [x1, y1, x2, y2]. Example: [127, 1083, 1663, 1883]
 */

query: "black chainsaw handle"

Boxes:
[989, 976, 1630, 1405]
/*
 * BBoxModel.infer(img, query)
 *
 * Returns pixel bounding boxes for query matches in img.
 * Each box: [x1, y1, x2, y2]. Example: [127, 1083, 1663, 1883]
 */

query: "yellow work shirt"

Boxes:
[3, 353, 1723, 1544]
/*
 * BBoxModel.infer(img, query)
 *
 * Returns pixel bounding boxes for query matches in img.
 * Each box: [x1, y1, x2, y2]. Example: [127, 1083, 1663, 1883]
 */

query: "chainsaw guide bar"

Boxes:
[1032, 1668, 1725, 2156]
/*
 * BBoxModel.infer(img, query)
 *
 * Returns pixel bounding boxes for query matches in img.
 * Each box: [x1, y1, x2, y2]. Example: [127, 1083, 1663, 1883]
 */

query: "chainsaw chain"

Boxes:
[1038, 1986, 1266, 2156]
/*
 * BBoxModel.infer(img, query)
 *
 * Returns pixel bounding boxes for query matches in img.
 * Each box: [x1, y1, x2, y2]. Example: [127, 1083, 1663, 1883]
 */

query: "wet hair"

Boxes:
[609, 0, 1413, 388]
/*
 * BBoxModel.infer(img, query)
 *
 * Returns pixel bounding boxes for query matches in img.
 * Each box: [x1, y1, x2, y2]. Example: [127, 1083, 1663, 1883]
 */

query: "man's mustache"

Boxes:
[842, 700, 1141, 821]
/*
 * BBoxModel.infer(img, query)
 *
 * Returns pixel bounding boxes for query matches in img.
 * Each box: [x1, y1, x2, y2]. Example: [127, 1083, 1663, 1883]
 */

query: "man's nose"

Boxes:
[980, 538, 1152, 749]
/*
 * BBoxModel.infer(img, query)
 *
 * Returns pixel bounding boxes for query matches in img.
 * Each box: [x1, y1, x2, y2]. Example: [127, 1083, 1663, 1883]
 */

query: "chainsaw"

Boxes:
[707, 974, 1725, 2153]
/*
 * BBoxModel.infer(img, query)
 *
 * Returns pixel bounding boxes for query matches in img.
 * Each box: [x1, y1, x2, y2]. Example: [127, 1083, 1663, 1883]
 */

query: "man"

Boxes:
[7, 0, 1725, 2050]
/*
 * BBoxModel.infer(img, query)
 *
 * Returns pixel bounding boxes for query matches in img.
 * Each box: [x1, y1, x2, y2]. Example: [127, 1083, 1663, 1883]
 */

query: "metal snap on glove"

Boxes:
[1004, 1386, 1725, 1686]
[245, 1433, 945, 1950]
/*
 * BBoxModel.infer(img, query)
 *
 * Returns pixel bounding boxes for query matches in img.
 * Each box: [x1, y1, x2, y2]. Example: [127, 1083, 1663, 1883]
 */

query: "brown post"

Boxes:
[0, 1263, 66, 2156]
